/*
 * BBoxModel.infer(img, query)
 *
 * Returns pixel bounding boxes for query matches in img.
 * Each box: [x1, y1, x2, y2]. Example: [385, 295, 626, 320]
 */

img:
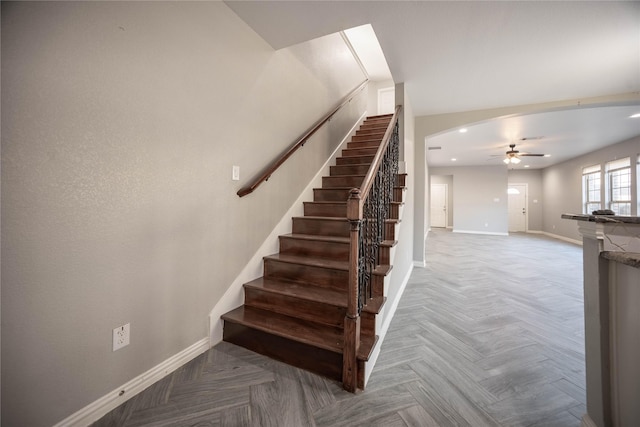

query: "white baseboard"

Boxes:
[208, 111, 367, 346]
[580, 413, 597, 427]
[452, 229, 509, 236]
[527, 230, 543, 234]
[54, 337, 210, 427]
[542, 231, 582, 246]
[363, 263, 414, 386]
[413, 260, 426, 268]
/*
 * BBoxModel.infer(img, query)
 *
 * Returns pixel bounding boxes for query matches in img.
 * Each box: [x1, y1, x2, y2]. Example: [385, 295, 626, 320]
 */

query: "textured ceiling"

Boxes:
[226, 1, 640, 167]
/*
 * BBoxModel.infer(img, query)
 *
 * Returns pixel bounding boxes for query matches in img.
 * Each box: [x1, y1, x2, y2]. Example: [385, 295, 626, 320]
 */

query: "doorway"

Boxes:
[377, 88, 395, 115]
[508, 183, 527, 232]
[430, 183, 448, 228]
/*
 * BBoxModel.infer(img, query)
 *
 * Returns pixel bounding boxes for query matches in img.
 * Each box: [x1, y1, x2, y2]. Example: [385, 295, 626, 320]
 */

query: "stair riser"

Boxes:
[279, 236, 349, 261]
[303, 202, 347, 218]
[361, 223, 397, 241]
[264, 259, 348, 290]
[385, 222, 396, 241]
[397, 173, 407, 187]
[394, 187, 405, 202]
[313, 188, 352, 202]
[347, 140, 381, 149]
[341, 147, 378, 157]
[379, 246, 391, 265]
[390, 204, 400, 219]
[330, 164, 371, 176]
[244, 287, 345, 328]
[362, 117, 391, 125]
[361, 312, 376, 337]
[352, 128, 387, 141]
[292, 217, 350, 237]
[352, 134, 384, 142]
[223, 322, 343, 382]
[322, 176, 364, 188]
[355, 127, 388, 136]
[336, 155, 375, 166]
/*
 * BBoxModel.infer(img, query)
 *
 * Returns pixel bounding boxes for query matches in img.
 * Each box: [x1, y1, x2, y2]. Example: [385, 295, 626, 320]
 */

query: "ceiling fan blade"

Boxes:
[519, 153, 545, 157]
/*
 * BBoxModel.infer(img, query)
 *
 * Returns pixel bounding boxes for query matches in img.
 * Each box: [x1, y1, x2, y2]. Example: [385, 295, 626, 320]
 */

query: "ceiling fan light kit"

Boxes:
[500, 143, 546, 165]
[504, 156, 521, 164]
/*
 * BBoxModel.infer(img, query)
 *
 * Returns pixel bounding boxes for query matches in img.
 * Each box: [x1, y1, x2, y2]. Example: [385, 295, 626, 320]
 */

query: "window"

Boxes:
[582, 164, 601, 214]
[606, 157, 631, 215]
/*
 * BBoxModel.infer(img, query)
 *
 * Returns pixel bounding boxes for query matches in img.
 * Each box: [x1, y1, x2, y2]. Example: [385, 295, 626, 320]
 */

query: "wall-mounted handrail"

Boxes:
[237, 79, 369, 197]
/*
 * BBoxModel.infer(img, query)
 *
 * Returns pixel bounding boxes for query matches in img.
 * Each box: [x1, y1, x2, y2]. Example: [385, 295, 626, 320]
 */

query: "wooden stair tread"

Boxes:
[265, 253, 392, 276]
[245, 277, 386, 315]
[324, 174, 365, 179]
[222, 305, 376, 360]
[244, 277, 347, 307]
[381, 239, 398, 248]
[265, 252, 348, 271]
[362, 295, 386, 314]
[294, 215, 348, 222]
[304, 201, 347, 205]
[281, 233, 349, 244]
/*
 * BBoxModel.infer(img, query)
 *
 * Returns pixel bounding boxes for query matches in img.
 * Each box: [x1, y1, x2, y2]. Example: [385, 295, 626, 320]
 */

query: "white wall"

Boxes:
[542, 135, 639, 242]
[508, 169, 543, 232]
[392, 83, 416, 287]
[366, 79, 395, 115]
[0, 2, 366, 425]
[430, 166, 509, 235]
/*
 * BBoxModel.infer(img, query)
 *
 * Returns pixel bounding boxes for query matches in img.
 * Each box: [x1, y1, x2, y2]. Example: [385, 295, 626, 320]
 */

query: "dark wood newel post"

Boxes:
[343, 188, 362, 392]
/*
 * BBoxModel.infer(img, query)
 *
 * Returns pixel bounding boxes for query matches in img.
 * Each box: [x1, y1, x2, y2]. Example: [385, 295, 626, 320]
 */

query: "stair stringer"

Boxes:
[208, 111, 367, 345]
[362, 192, 413, 386]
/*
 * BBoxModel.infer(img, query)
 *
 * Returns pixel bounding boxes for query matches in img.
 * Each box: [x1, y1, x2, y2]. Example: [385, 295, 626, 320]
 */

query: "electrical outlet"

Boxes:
[232, 165, 240, 181]
[113, 323, 130, 351]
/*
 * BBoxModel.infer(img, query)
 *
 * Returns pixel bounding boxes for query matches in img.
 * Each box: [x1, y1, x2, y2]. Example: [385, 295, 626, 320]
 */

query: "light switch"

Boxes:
[232, 166, 240, 181]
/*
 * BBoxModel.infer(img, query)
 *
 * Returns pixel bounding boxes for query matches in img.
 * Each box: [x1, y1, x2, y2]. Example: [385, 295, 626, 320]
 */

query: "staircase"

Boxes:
[222, 113, 407, 391]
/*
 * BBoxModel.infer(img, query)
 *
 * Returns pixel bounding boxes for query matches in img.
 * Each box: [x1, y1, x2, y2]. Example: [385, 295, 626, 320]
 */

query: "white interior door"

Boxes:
[378, 88, 395, 115]
[508, 184, 527, 232]
[430, 184, 447, 228]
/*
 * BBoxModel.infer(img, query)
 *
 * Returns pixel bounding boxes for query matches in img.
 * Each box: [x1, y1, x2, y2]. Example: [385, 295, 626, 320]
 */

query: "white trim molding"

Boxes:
[580, 413, 597, 427]
[363, 263, 413, 386]
[54, 337, 210, 427]
[453, 229, 509, 236]
[542, 231, 583, 246]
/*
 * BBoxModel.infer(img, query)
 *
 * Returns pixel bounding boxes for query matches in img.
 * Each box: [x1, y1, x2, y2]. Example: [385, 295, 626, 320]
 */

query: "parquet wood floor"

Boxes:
[93, 229, 585, 426]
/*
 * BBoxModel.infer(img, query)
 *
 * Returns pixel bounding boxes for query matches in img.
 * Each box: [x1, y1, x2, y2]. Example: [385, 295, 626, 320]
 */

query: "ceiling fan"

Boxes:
[497, 143, 547, 164]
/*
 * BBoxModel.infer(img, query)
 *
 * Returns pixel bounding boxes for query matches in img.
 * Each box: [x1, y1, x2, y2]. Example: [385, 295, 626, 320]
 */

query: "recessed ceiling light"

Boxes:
[451, 158, 457, 161]
[544, 154, 551, 157]
[524, 165, 530, 168]
[630, 113, 640, 118]
[459, 128, 467, 133]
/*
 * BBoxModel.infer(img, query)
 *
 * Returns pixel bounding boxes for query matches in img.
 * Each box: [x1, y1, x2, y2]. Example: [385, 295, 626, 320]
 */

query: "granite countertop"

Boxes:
[561, 213, 640, 224]
[601, 251, 640, 269]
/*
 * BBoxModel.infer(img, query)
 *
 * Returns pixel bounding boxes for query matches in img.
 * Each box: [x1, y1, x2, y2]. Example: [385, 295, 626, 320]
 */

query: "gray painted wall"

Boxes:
[543, 135, 640, 242]
[1, 2, 367, 425]
[429, 166, 509, 234]
[508, 169, 543, 232]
